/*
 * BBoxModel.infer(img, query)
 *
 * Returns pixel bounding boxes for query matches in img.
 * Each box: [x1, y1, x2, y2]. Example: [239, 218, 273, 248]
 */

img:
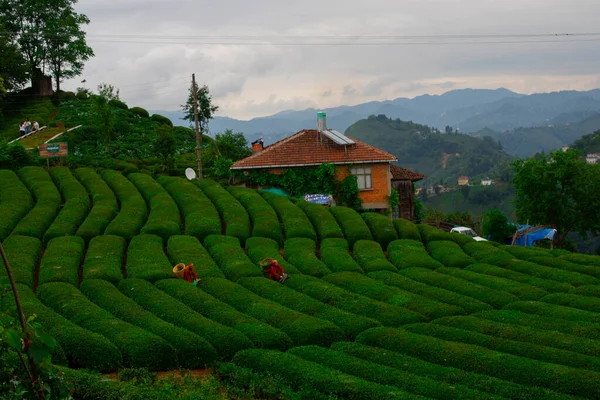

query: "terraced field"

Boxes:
[2, 166, 600, 399]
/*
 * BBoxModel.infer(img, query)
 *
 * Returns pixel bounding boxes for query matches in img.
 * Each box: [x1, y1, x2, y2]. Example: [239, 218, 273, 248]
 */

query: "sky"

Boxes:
[63, 0, 600, 120]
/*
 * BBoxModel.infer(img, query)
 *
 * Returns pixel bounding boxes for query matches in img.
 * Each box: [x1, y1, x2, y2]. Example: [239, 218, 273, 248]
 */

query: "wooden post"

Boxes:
[192, 73, 203, 179]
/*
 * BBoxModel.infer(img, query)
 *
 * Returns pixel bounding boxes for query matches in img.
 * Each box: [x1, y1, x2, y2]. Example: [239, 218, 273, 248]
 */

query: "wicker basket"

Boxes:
[173, 263, 186, 279]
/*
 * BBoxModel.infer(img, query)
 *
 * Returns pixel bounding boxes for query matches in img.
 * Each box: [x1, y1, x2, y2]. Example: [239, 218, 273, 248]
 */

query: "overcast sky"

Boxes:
[63, 0, 600, 119]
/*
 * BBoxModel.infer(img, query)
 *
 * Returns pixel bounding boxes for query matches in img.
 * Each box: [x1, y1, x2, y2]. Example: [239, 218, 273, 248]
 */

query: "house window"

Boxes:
[351, 167, 372, 190]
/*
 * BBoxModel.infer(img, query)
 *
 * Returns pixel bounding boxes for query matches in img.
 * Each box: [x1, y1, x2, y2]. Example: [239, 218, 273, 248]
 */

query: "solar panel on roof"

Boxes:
[321, 129, 355, 145]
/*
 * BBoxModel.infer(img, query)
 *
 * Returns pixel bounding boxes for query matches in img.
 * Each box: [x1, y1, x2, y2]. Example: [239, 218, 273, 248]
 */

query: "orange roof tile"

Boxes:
[390, 164, 426, 181]
[231, 130, 397, 170]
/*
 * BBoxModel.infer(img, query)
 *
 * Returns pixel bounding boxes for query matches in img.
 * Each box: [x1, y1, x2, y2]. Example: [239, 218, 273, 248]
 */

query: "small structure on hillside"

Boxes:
[481, 178, 493, 186]
[458, 176, 469, 186]
[586, 153, 600, 164]
[390, 165, 426, 221]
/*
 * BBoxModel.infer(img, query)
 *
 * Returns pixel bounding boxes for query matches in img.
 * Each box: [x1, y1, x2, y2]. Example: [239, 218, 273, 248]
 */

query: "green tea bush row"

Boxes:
[434, 315, 600, 357]
[0, 284, 121, 371]
[333, 341, 575, 400]
[284, 238, 331, 277]
[119, 278, 253, 360]
[0, 170, 33, 241]
[437, 265, 548, 300]
[82, 235, 125, 285]
[417, 224, 452, 243]
[195, 179, 251, 245]
[38, 282, 176, 370]
[128, 173, 181, 243]
[503, 301, 600, 324]
[392, 218, 421, 241]
[387, 239, 443, 270]
[357, 327, 600, 399]
[494, 258, 598, 287]
[158, 176, 220, 241]
[262, 192, 316, 241]
[156, 279, 293, 350]
[102, 170, 147, 241]
[38, 236, 85, 287]
[462, 241, 514, 264]
[329, 206, 372, 247]
[44, 167, 91, 244]
[465, 263, 573, 293]
[541, 292, 600, 313]
[399, 267, 518, 308]
[427, 240, 475, 269]
[238, 277, 381, 339]
[198, 277, 345, 347]
[204, 234, 263, 281]
[289, 345, 498, 400]
[572, 285, 600, 298]
[295, 200, 344, 240]
[529, 256, 600, 279]
[74, 168, 118, 243]
[320, 238, 363, 273]
[323, 272, 464, 319]
[450, 231, 476, 246]
[228, 186, 283, 245]
[233, 349, 412, 400]
[244, 237, 299, 274]
[353, 240, 398, 273]
[0, 235, 41, 286]
[405, 322, 600, 372]
[285, 274, 426, 327]
[12, 166, 61, 239]
[125, 234, 174, 282]
[167, 235, 224, 278]
[81, 279, 216, 368]
[368, 270, 492, 314]
[361, 212, 398, 249]
[560, 253, 600, 268]
[502, 245, 554, 260]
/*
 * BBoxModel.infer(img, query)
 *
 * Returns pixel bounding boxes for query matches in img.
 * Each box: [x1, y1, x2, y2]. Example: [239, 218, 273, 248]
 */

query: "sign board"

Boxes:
[39, 142, 68, 158]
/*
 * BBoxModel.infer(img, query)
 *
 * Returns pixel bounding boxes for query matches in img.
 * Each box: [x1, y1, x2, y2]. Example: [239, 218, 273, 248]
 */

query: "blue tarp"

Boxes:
[261, 187, 289, 197]
[514, 225, 556, 247]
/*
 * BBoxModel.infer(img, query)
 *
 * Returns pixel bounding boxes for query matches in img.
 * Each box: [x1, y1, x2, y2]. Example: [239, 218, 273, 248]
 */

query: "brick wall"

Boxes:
[335, 163, 391, 208]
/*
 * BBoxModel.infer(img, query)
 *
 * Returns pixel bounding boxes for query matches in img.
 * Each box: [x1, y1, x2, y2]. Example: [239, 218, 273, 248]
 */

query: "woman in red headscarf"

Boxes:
[183, 263, 199, 285]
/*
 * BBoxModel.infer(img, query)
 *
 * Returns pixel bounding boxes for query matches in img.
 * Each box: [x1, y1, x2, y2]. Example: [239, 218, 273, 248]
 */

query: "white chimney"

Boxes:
[317, 111, 327, 132]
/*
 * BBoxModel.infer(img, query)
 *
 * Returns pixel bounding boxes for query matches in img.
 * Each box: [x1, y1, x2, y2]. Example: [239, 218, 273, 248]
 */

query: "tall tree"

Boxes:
[181, 81, 218, 131]
[0, 25, 28, 91]
[214, 129, 252, 161]
[512, 149, 600, 247]
[91, 83, 119, 153]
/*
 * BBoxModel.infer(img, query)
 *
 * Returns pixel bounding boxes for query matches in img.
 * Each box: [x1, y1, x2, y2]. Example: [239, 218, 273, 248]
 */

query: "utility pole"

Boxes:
[192, 73, 203, 179]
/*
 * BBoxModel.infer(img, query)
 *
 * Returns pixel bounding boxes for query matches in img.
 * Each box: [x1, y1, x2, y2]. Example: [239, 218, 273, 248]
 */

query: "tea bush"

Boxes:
[541, 292, 600, 314]
[38, 236, 85, 287]
[427, 240, 475, 269]
[284, 238, 331, 277]
[228, 186, 283, 245]
[353, 240, 397, 273]
[528, 256, 600, 279]
[0, 170, 33, 240]
[74, 168, 118, 243]
[102, 170, 147, 241]
[361, 212, 398, 249]
[503, 301, 600, 324]
[330, 206, 372, 247]
[125, 234, 174, 282]
[167, 235, 224, 278]
[244, 236, 299, 274]
[465, 263, 573, 293]
[262, 192, 316, 241]
[494, 258, 598, 287]
[387, 239, 443, 270]
[320, 238, 363, 273]
[0, 235, 41, 286]
[204, 234, 263, 281]
[392, 218, 421, 241]
[82, 235, 125, 285]
[295, 200, 344, 240]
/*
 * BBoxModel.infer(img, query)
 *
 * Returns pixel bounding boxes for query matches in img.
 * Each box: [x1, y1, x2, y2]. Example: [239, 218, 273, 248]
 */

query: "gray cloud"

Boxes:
[342, 86, 357, 96]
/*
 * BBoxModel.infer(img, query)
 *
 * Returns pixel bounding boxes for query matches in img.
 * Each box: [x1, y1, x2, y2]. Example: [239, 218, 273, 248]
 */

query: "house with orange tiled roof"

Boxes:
[231, 113, 424, 215]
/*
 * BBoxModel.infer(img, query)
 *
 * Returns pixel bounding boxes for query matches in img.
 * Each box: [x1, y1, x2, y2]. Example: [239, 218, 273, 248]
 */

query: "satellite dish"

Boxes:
[185, 168, 197, 181]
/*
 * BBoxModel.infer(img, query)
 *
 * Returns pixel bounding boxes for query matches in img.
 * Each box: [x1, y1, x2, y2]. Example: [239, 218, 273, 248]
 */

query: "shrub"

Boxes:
[44, 167, 91, 244]
[494, 258, 598, 287]
[399, 267, 518, 308]
[323, 272, 464, 319]
[353, 240, 397, 273]
[541, 292, 600, 314]
[167, 235, 224, 278]
[357, 327, 600, 399]
[501, 245, 553, 260]
[283, 238, 331, 277]
[204, 234, 263, 281]
[12, 166, 61, 239]
[368, 270, 492, 314]
[503, 301, 600, 324]
[238, 277, 381, 340]
[387, 239, 443, 270]
[197, 277, 344, 347]
[465, 263, 573, 293]
[126, 234, 175, 282]
[102, 170, 147, 241]
[330, 206, 372, 247]
[572, 285, 600, 298]
[150, 113, 173, 126]
[0, 235, 41, 287]
[462, 241, 514, 264]
[108, 98, 128, 109]
[129, 173, 181, 243]
[450, 232, 476, 246]
[228, 186, 283, 245]
[244, 236, 300, 274]
[158, 176, 220, 241]
[129, 106, 149, 118]
[437, 265, 548, 301]
[285, 274, 426, 327]
[289, 345, 496, 400]
[233, 349, 406, 400]
[81, 279, 216, 368]
[295, 200, 344, 241]
[195, 179, 251, 245]
[82, 235, 125, 284]
[38, 282, 176, 370]
[560, 253, 600, 268]
[156, 279, 293, 351]
[417, 224, 452, 243]
[392, 218, 421, 241]
[119, 278, 253, 360]
[320, 238, 363, 273]
[0, 170, 34, 241]
[261, 192, 316, 241]
[528, 256, 600, 279]
[74, 168, 118, 243]
[427, 240, 475, 269]
[333, 341, 575, 400]
[0, 284, 121, 371]
[361, 212, 398, 249]
[38, 236, 85, 287]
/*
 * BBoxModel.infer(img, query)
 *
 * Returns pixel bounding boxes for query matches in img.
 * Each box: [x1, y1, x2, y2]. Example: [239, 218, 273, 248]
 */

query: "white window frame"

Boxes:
[351, 167, 373, 190]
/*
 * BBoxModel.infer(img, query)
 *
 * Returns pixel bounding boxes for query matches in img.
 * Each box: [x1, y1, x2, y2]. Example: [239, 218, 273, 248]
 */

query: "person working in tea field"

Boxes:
[261, 258, 289, 283]
[183, 263, 200, 286]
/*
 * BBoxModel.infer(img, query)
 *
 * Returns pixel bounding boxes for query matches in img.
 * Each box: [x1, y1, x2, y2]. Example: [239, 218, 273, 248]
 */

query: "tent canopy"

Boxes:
[514, 225, 556, 247]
